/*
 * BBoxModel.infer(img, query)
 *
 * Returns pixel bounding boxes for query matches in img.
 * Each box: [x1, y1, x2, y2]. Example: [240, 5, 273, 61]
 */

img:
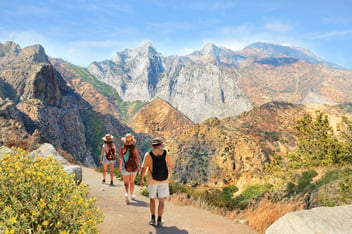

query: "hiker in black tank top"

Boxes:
[140, 138, 174, 226]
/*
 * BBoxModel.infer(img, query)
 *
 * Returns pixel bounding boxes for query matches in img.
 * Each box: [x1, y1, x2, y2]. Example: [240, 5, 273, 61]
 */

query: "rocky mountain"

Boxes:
[87, 42, 253, 123]
[0, 41, 137, 166]
[87, 42, 352, 123]
[128, 98, 194, 143]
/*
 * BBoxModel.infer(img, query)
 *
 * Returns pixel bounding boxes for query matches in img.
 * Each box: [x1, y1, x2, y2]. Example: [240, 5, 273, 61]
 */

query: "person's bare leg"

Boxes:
[102, 164, 107, 181]
[129, 174, 137, 195]
[122, 175, 129, 193]
[122, 175, 129, 204]
[109, 163, 114, 183]
[158, 198, 165, 217]
[150, 198, 156, 216]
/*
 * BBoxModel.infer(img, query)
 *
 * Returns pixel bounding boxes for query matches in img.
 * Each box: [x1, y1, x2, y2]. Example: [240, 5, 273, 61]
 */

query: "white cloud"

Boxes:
[322, 17, 346, 25]
[2, 31, 48, 47]
[70, 40, 123, 48]
[310, 29, 352, 39]
[264, 22, 293, 32]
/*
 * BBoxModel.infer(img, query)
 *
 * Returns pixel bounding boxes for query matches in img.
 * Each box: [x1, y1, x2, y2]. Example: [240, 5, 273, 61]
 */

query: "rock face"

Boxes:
[129, 98, 194, 142]
[88, 42, 352, 123]
[266, 205, 352, 234]
[0, 42, 135, 166]
[88, 42, 253, 123]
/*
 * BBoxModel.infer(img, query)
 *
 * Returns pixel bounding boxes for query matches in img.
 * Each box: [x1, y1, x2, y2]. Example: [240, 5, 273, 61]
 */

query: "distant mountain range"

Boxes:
[87, 41, 352, 123]
[1, 40, 352, 187]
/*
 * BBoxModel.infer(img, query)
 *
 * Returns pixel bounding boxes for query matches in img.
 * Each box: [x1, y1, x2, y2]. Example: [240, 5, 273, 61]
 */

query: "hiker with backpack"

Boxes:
[140, 138, 173, 227]
[100, 134, 117, 186]
[119, 133, 141, 204]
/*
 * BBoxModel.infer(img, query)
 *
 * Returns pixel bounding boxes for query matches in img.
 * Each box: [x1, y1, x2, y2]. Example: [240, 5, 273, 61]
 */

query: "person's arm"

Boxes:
[135, 148, 141, 171]
[140, 153, 148, 186]
[166, 151, 174, 175]
[119, 148, 123, 171]
[100, 144, 105, 164]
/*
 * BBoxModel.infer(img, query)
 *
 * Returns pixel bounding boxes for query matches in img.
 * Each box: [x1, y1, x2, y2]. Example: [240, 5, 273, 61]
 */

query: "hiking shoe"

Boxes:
[149, 219, 156, 225]
[125, 193, 129, 204]
[131, 194, 136, 200]
[157, 220, 164, 226]
[102, 179, 106, 183]
[110, 181, 114, 186]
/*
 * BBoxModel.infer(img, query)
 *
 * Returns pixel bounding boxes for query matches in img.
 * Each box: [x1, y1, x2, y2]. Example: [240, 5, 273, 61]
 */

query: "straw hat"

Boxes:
[151, 138, 163, 145]
[102, 134, 114, 142]
[121, 133, 136, 145]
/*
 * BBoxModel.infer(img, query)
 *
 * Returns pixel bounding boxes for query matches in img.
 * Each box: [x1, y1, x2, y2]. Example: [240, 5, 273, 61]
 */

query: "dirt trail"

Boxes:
[82, 166, 259, 234]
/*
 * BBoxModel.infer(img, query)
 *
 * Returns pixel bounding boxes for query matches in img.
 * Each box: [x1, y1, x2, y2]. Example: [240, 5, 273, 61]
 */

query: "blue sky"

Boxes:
[0, 0, 351, 68]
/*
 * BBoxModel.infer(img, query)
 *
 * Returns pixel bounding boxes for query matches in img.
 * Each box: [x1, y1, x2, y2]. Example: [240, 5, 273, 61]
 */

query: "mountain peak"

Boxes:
[242, 42, 329, 65]
[201, 43, 219, 55]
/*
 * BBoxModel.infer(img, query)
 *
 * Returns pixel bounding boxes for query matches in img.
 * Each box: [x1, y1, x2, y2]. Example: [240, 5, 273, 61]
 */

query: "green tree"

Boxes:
[290, 111, 340, 167]
[337, 116, 352, 164]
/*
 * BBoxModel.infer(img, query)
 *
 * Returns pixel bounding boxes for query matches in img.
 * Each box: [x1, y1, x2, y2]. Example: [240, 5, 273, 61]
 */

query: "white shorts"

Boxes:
[148, 183, 169, 199]
[102, 156, 115, 165]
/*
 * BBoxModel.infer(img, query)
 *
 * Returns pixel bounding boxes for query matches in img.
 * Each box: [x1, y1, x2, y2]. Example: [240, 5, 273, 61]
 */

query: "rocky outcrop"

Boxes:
[29, 143, 82, 184]
[266, 205, 352, 234]
[129, 98, 194, 142]
[0, 144, 82, 184]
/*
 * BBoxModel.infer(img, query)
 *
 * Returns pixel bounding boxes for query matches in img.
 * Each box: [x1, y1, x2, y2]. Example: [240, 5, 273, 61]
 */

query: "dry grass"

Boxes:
[168, 192, 306, 234]
[240, 196, 305, 233]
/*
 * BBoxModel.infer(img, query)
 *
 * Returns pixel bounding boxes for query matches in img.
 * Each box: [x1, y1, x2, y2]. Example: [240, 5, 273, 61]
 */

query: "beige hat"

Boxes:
[151, 138, 163, 145]
[121, 133, 136, 145]
[102, 134, 114, 142]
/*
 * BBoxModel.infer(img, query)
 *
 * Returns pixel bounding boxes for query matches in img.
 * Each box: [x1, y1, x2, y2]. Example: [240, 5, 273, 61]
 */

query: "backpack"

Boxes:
[150, 150, 168, 181]
[106, 147, 116, 160]
[124, 148, 138, 172]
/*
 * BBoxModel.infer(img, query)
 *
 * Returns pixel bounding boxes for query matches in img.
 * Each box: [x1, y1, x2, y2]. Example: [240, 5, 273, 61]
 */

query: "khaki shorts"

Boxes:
[148, 183, 169, 199]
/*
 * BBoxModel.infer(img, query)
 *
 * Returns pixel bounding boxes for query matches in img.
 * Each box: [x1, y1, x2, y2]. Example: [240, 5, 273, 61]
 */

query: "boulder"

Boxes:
[29, 143, 82, 184]
[266, 205, 352, 234]
[0, 146, 16, 161]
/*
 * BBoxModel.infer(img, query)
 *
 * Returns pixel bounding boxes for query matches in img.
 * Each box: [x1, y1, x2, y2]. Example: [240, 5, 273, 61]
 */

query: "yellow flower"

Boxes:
[4, 228, 15, 234]
[42, 220, 48, 226]
[9, 216, 16, 224]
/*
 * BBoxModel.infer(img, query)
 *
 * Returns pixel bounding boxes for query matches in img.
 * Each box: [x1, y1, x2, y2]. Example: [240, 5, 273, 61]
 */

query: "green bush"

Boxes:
[241, 184, 269, 200]
[339, 169, 352, 202]
[0, 148, 103, 233]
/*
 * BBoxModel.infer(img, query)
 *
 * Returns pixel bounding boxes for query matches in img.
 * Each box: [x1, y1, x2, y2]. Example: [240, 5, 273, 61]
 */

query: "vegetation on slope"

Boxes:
[166, 110, 352, 233]
[0, 148, 103, 233]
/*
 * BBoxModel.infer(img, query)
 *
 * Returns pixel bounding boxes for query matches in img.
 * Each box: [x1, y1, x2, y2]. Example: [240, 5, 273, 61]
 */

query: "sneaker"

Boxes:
[102, 179, 106, 183]
[157, 220, 164, 226]
[149, 219, 156, 225]
[110, 181, 114, 186]
[125, 193, 129, 204]
[131, 194, 136, 200]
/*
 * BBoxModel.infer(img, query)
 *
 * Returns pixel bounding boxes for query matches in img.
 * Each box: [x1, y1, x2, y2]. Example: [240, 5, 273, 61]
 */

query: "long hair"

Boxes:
[121, 144, 135, 158]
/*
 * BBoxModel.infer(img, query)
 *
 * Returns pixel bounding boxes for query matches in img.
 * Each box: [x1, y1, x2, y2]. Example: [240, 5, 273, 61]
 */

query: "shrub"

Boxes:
[241, 184, 270, 200]
[0, 148, 103, 233]
[339, 168, 352, 203]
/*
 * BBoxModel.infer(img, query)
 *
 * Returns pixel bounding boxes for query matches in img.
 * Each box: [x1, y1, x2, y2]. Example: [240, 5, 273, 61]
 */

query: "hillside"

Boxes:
[128, 98, 194, 143]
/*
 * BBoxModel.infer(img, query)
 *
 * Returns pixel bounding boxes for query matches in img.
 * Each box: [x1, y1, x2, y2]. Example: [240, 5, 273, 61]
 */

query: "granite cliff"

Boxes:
[0, 42, 136, 166]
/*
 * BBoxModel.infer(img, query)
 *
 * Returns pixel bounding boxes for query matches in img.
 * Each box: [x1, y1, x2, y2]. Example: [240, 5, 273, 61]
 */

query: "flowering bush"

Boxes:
[0, 148, 103, 233]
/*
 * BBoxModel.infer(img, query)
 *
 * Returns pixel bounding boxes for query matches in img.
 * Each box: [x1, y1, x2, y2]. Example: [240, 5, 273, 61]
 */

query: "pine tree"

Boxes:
[291, 111, 340, 167]
[337, 116, 352, 164]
